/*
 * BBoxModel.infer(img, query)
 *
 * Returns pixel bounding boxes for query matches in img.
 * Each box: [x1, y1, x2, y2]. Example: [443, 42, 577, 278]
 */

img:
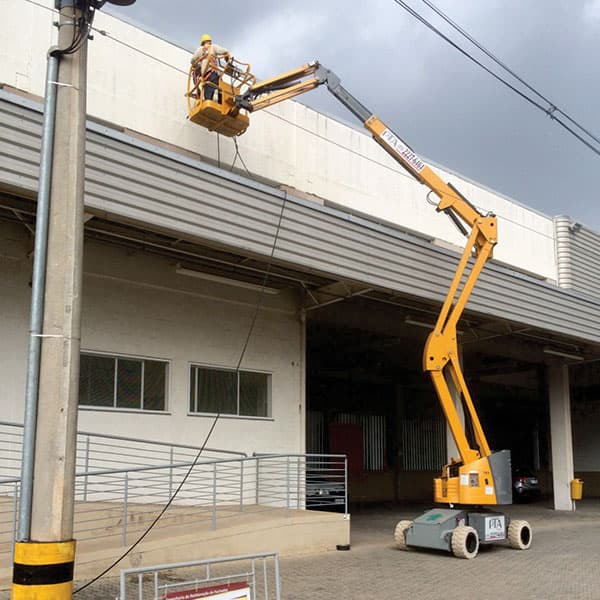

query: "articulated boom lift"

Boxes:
[187, 60, 532, 558]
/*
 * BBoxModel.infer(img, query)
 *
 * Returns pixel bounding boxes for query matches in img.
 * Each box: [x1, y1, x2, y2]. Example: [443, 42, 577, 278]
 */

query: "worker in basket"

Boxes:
[191, 33, 231, 102]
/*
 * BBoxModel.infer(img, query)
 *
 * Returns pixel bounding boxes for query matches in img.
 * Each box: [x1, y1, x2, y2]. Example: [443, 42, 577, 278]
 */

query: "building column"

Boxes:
[548, 363, 575, 510]
[298, 309, 307, 454]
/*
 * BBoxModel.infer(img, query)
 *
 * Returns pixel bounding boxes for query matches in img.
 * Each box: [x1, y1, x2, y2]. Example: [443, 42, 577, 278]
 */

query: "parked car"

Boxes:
[512, 467, 541, 502]
[306, 475, 346, 512]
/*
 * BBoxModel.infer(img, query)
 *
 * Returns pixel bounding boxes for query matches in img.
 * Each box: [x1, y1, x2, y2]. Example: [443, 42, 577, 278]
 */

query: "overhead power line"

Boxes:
[392, 0, 600, 157]
[417, 0, 600, 149]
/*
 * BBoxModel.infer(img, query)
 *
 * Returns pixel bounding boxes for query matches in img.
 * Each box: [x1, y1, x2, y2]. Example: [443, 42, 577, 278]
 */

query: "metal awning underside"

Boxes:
[2, 89, 600, 349]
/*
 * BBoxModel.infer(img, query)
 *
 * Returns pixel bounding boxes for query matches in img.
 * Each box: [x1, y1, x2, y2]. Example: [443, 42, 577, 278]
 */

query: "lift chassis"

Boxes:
[187, 59, 533, 558]
[396, 507, 532, 558]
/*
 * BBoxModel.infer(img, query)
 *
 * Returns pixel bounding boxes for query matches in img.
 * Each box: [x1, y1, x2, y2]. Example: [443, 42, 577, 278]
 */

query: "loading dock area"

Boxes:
[280, 500, 600, 599]
[305, 295, 600, 508]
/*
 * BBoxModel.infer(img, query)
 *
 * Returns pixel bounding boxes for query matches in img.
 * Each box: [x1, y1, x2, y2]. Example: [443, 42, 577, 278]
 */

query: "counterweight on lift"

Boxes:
[186, 57, 532, 558]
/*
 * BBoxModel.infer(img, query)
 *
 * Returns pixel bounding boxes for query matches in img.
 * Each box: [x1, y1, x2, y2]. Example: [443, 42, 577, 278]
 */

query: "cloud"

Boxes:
[229, 5, 331, 80]
[583, 0, 600, 21]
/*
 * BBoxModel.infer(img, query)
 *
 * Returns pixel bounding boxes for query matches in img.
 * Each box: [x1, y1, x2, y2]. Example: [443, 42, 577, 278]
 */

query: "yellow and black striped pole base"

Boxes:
[12, 540, 76, 599]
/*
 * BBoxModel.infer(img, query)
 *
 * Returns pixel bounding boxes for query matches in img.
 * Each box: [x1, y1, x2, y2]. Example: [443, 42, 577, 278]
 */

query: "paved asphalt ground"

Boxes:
[4, 499, 600, 599]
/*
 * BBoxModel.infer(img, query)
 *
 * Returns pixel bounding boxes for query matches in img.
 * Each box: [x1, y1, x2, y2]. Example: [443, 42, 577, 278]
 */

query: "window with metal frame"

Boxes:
[189, 365, 271, 418]
[79, 352, 169, 411]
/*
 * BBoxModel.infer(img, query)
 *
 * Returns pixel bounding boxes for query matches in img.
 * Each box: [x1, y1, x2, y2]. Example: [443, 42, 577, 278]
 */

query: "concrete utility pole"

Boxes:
[13, 1, 136, 597]
[12, 2, 87, 598]
[31, 0, 88, 542]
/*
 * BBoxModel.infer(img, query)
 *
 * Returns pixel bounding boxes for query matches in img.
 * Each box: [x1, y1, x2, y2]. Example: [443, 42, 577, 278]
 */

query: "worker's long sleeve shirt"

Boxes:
[191, 43, 229, 75]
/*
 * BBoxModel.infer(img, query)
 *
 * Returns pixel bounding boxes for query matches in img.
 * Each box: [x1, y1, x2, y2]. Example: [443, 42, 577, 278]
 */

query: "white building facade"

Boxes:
[1, 0, 600, 507]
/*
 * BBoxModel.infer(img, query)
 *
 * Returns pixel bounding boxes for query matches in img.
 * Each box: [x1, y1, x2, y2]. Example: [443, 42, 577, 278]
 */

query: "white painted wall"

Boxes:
[0, 221, 304, 456]
[0, 0, 557, 281]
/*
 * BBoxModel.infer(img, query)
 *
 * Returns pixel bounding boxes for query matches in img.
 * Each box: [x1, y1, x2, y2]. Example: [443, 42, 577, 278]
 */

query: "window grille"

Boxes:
[189, 365, 271, 418]
[79, 352, 168, 411]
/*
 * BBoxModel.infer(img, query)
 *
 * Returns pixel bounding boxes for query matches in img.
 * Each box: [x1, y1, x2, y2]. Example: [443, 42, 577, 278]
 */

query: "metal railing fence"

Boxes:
[0, 453, 347, 563]
[0, 420, 247, 482]
[118, 552, 281, 600]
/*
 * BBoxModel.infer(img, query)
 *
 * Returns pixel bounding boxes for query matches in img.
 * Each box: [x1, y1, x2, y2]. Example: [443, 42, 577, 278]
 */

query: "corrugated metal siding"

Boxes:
[307, 411, 386, 471]
[401, 418, 446, 471]
[337, 413, 386, 471]
[306, 410, 326, 454]
[0, 97, 40, 194]
[555, 216, 600, 300]
[3, 91, 600, 345]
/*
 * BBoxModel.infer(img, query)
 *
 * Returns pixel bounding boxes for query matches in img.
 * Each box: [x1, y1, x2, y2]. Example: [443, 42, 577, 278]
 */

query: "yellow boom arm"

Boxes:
[236, 62, 509, 505]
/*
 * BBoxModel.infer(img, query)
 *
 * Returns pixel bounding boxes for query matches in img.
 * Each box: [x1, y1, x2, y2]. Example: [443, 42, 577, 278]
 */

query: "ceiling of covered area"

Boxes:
[2, 190, 600, 382]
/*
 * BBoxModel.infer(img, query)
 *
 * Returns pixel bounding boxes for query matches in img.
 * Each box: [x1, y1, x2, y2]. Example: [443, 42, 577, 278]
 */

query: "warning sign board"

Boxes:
[163, 581, 250, 600]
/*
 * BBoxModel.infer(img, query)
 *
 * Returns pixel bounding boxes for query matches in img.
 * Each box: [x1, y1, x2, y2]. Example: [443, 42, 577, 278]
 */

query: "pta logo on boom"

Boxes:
[381, 129, 426, 173]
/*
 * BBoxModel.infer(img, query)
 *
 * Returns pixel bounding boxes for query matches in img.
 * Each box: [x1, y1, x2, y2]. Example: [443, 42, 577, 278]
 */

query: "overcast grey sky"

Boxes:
[105, 0, 600, 231]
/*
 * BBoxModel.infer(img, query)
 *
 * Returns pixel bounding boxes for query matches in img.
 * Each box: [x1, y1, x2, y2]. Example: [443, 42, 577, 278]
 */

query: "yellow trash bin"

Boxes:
[571, 478, 584, 500]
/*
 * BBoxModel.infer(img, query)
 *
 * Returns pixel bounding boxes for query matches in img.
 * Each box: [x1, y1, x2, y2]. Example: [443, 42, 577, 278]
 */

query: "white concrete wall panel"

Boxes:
[0, 222, 304, 456]
[0, 1, 55, 98]
[1, 0, 557, 281]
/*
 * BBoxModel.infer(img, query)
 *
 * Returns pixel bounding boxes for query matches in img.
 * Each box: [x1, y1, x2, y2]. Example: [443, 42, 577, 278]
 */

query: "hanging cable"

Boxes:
[29, 0, 96, 58]
[73, 415, 220, 594]
[230, 136, 252, 174]
[55, 2, 96, 56]
[74, 132, 288, 595]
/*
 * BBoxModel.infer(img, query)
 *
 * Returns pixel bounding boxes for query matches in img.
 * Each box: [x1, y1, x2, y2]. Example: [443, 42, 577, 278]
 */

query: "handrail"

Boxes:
[1, 452, 348, 566]
[76, 452, 344, 478]
[1, 454, 347, 482]
[76, 460, 199, 478]
[0, 476, 19, 485]
[120, 551, 279, 576]
[253, 452, 346, 459]
[77, 430, 247, 457]
[0, 420, 247, 457]
[119, 552, 281, 600]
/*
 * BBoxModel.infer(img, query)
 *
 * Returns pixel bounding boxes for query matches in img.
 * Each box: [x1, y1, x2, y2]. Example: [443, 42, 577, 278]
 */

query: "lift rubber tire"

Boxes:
[508, 519, 532, 550]
[451, 525, 480, 559]
[393, 520, 413, 550]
